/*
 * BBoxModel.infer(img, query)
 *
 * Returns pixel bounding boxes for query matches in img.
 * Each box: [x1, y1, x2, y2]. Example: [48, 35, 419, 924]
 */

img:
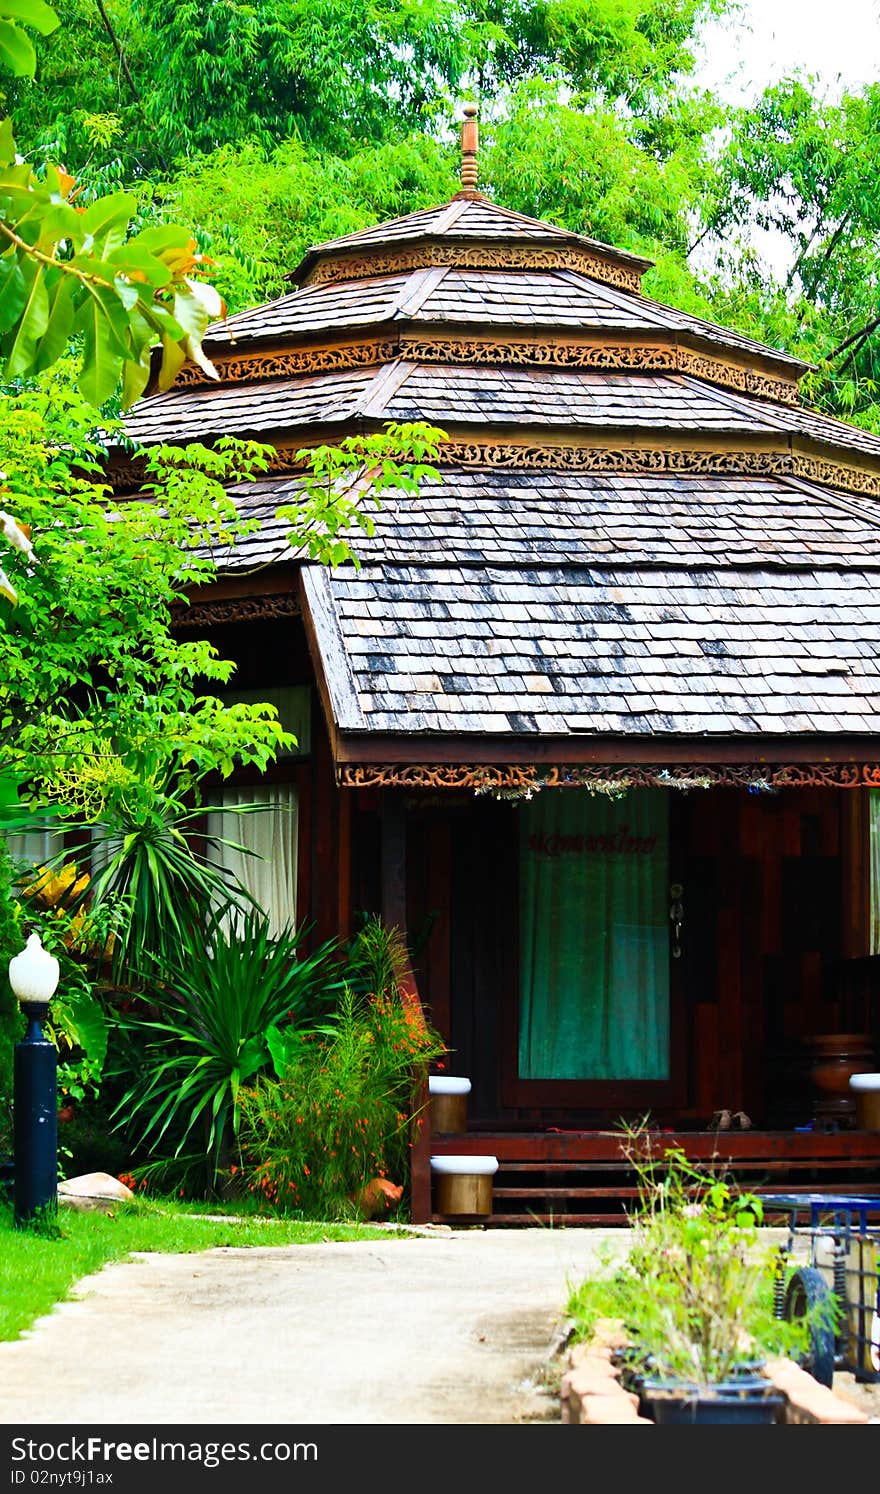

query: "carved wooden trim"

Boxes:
[435, 441, 795, 479]
[303, 243, 645, 294]
[339, 762, 875, 790]
[675, 347, 799, 406]
[171, 593, 301, 630]
[402, 337, 800, 406]
[114, 436, 880, 502]
[173, 338, 397, 388]
[166, 332, 799, 406]
[400, 441, 879, 499]
[793, 452, 880, 498]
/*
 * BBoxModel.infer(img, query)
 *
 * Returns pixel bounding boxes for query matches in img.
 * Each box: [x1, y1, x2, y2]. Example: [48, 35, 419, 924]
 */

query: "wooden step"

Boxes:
[492, 1186, 641, 1199]
[428, 1129, 880, 1226]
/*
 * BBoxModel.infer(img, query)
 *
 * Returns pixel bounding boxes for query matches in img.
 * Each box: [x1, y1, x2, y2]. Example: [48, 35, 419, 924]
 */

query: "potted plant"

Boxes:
[566, 1126, 815, 1424]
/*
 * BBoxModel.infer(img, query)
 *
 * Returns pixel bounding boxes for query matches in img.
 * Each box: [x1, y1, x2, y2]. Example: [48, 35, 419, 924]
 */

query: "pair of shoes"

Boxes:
[710, 1109, 753, 1131]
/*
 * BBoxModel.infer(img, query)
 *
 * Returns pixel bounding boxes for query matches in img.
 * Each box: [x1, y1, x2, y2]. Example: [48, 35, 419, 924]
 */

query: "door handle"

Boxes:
[669, 882, 684, 959]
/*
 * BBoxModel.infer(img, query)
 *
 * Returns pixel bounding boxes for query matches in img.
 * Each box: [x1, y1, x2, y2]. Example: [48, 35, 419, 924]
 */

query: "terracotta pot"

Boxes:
[803, 1033, 876, 1127]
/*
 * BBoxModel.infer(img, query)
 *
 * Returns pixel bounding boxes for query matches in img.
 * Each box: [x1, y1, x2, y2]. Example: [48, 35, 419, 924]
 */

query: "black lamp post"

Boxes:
[9, 932, 60, 1227]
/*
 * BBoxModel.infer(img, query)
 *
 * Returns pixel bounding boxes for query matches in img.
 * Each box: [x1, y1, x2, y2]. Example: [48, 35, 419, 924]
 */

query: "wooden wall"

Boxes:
[394, 787, 876, 1130]
[682, 787, 865, 1126]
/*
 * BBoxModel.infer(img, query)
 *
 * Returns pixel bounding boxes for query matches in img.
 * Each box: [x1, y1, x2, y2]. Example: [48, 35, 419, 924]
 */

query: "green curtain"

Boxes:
[870, 790, 880, 954]
[519, 788, 670, 1080]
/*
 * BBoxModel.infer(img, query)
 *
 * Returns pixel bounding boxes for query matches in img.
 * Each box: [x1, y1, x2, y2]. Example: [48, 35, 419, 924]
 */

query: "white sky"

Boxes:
[694, 0, 880, 103]
[691, 1, 880, 276]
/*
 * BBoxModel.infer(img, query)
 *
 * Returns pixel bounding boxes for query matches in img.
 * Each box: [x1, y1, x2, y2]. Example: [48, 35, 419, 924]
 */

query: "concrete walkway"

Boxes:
[0, 1227, 628, 1425]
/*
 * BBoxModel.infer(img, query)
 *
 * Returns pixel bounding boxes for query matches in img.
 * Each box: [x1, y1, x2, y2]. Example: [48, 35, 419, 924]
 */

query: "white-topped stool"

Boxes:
[849, 1072, 880, 1130]
[430, 1154, 498, 1218]
[428, 1075, 471, 1134]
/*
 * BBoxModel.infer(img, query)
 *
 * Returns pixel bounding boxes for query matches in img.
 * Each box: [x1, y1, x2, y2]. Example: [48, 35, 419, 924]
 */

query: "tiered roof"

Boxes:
[120, 158, 880, 762]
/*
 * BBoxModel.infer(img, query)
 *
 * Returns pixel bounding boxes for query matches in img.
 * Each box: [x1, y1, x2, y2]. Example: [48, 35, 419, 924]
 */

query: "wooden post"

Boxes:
[336, 784, 352, 941]
[381, 791, 433, 1224]
[840, 788, 870, 959]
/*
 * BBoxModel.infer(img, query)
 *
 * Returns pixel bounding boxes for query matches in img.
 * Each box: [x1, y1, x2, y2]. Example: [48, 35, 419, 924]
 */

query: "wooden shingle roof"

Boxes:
[306, 559, 880, 738]
[123, 361, 880, 473]
[212, 467, 880, 739]
[204, 264, 806, 378]
[290, 196, 654, 287]
[121, 186, 880, 756]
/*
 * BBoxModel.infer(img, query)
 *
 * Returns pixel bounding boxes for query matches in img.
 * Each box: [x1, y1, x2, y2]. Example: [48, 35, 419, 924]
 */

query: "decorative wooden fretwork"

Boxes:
[675, 347, 799, 406]
[173, 338, 397, 388]
[166, 333, 800, 406]
[339, 762, 875, 791]
[401, 337, 800, 406]
[113, 436, 880, 503]
[260, 438, 880, 500]
[170, 593, 300, 630]
[303, 243, 645, 294]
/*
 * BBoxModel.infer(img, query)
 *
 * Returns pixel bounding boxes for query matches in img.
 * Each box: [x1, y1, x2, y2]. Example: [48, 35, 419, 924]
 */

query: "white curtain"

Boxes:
[4, 828, 62, 880]
[206, 784, 298, 939]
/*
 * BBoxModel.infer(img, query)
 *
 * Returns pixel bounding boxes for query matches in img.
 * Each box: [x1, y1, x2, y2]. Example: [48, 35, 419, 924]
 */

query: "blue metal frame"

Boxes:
[762, 1192, 880, 1383]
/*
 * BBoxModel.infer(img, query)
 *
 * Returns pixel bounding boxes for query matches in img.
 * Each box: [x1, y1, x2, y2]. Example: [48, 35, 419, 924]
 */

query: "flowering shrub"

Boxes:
[235, 931, 446, 1220]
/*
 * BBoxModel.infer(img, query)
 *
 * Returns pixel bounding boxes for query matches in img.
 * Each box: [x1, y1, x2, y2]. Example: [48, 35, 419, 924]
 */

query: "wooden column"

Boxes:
[381, 790, 432, 1224]
[840, 788, 870, 960]
[381, 790, 406, 932]
[336, 784, 352, 940]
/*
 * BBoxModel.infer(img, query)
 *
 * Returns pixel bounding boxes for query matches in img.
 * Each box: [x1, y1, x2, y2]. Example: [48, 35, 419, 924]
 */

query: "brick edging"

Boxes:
[561, 1321, 871, 1426]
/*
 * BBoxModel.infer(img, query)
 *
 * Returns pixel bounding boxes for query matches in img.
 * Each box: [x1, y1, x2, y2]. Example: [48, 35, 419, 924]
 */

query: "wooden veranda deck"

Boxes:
[426, 1129, 880, 1226]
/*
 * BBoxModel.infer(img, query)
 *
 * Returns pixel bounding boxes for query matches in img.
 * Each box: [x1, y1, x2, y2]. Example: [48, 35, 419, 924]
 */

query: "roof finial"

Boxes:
[454, 102, 483, 199]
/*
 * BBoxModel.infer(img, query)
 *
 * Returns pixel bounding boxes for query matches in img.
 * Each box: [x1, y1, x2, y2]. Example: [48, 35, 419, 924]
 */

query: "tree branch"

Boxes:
[93, 0, 141, 104]
[824, 313, 880, 365]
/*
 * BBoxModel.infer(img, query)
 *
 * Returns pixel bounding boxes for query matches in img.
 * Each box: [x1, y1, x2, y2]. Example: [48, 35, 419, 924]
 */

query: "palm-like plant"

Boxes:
[109, 905, 344, 1191]
[87, 772, 261, 985]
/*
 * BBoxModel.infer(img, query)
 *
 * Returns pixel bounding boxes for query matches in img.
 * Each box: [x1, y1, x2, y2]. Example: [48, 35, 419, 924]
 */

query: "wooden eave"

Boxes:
[110, 420, 880, 503]
[184, 318, 805, 402]
[329, 732, 880, 766]
[290, 230, 654, 291]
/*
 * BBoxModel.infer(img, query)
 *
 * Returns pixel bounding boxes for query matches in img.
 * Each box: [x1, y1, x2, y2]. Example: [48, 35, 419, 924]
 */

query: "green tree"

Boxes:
[700, 77, 880, 428]
[0, 0, 236, 406]
[0, 369, 287, 803]
[147, 133, 458, 314]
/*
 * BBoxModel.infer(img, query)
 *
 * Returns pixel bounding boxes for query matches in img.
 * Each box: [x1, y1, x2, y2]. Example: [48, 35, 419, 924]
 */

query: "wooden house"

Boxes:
[113, 115, 880, 1223]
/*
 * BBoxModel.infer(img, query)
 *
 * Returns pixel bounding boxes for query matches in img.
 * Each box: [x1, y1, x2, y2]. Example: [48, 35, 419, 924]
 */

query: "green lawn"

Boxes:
[0, 1198, 402, 1342]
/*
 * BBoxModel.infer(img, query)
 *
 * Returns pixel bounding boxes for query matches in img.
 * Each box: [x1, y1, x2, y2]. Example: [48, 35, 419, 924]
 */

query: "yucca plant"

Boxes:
[86, 774, 263, 986]
[109, 905, 344, 1193]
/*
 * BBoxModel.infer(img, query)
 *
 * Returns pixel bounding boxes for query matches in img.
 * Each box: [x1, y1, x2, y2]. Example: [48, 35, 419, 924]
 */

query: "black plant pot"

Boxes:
[639, 1374, 784, 1425]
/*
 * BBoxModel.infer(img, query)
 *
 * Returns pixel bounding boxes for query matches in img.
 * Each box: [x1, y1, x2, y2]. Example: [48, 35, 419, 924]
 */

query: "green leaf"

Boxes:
[80, 192, 136, 236]
[3, 254, 48, 376]
[0, 17, 35, 74]
[80, 192, 135, 259]
[156, 332, 186, 392]
[0, 251, 27, 332]
[51, 988, 107, 1068]
[34, 272, 75, 371]
[107, 241, 173, 289]
[0, 0, 58, 35]
[130, 224, 193, 255]
[34, 198, 82, 243]
[0, 115, 15, 165]
[74, 282, 131, 406]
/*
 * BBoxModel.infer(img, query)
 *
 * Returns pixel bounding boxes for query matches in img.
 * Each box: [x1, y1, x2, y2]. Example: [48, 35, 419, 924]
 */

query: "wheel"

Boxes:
[784, 1266, 837, 1388]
